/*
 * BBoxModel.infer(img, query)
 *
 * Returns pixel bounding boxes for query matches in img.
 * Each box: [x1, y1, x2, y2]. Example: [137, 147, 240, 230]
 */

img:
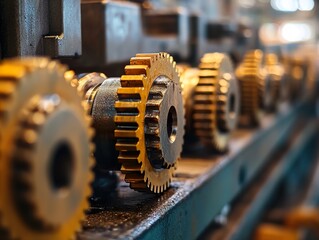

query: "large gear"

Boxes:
[193, 53, 240, 152]
[236, 50, 264, 126]
[115, 52, 185, 193]
[0, 58, 94, 240]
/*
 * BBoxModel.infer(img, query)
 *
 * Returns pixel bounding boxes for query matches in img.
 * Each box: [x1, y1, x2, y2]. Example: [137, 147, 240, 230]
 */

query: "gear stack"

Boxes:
[236, 50, 265, 126]
[79, 52, 185, 193]
[263, 53, 284, 112]
[0, 58, 94, 240]
[179, 53, 240, 152]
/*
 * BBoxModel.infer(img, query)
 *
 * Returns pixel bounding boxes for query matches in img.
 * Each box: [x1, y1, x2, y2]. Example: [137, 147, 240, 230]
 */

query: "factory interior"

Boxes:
[1, 0, 319, 239]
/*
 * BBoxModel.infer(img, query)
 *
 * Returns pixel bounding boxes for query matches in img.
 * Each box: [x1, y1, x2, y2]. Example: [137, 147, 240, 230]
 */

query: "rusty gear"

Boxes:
[115, 52, 185, 193]
[0, 58, 94, 240]
[193, 53, 240, 151]
[236, 50, 264, 126]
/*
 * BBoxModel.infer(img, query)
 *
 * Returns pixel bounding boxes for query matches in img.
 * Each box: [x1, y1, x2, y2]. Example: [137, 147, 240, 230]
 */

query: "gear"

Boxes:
[177, 65, 200, 141]
[193, 53, 240, 151]
[236, 50, 264, 126]
[0, 58, 94, 240]
[264, 53, 284, 111]
[115, 52, 184, 193]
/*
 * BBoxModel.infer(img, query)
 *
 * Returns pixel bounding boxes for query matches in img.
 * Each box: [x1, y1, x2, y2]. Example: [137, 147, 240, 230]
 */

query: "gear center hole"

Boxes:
[49, 142, 74, 191]
[167, 106, 178, 143]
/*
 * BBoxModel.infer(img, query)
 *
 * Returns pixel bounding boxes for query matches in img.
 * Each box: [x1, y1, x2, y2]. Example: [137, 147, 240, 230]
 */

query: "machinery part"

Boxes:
[263, 53, 284, 112]
[142, 8, 190, 60]
[236, 49, 264, 126]
[78, 1, 142, 66]
[0, 0, 81, 58]
[115, 52, 184, 193]
[254, 207, 319, 240]
[77, 72, 107, 113]
[0, 58, 94, 240]
[89, 78, 122, 171]
[177, 65, 200, 144]
[193, 52, 240, 151]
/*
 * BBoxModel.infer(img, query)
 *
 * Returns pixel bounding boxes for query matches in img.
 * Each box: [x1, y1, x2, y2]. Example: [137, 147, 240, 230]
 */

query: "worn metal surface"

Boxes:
[203, 120, 318, 240]
[0, 0, 81, 58]
[79, 1, 142, 66]
[77, 101, 310, 240]
[142, 8, 190, 60]
[91, 78, 121, 171]
[43, 0, 82, 56]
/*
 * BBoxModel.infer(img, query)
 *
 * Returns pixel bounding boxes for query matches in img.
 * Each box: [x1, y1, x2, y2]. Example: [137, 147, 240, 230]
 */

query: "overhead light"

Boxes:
[298, 0, 315, 11]
[271, 0, 315, 12]
[279, 22, 312, 43]
[271, 0, 298, 12]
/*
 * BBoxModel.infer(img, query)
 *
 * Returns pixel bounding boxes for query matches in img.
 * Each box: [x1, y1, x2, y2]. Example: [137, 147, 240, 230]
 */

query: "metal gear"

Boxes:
[0, 58, 94, 240]
[236, 50, 264, 126]
[193, 53, 240, 152]
[264, 53, 284, 112]
[177, 65, 200, 144]
[115, 52, 185, 193]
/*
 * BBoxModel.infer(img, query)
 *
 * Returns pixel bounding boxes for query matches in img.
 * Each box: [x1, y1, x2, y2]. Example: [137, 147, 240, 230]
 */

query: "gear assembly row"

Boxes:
[0, 49, 307, 240]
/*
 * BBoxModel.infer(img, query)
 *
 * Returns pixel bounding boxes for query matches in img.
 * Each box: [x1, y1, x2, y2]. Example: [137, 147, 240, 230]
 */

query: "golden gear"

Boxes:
[115, 52, 184, 193]
[193, 53, 240, 152]
[236, 50, 264, 126]
[264, 53, 284, 111]
[177, 65, 200, 137]
[0, 58, 94, 240]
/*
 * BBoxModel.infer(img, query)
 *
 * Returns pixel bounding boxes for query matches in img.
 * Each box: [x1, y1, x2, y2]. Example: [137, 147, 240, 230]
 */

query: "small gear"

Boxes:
[0, 58, 94, 240]
[193, 53, 240, 151]
[115, 52, 185, 193]
[236, 50, 264, 126]
[264, 53, 284, 111]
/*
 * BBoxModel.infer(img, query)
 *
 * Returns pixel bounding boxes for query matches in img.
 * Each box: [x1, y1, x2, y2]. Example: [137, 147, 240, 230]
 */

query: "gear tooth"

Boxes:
[125, 65, 148, 76]
[130, 57, 152, 67]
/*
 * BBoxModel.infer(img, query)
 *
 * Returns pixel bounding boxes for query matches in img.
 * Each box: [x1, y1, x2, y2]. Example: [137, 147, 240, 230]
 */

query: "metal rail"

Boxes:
[203, 120, 319, 240]
[78, 102, 313, 240]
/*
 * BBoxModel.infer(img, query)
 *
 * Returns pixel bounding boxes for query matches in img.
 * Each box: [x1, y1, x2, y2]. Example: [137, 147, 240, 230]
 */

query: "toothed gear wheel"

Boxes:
[236, 50, 264, 126]
[264, 53, 284, 111]
[177, 65, 199, 139]
[193, 53, 240, 151]
[115, 52, 185, 193]
[0, 58, 94, 240]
